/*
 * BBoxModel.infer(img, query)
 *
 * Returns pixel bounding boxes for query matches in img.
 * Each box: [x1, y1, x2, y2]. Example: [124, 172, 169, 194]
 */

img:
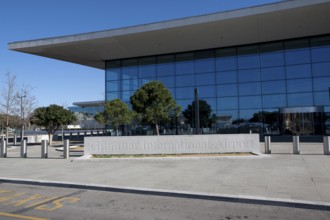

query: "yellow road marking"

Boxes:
[0, 212, 48, 220]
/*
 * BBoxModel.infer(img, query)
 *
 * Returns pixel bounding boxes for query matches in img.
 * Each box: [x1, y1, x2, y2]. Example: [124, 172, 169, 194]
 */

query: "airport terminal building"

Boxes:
[9, 0, 330, 135]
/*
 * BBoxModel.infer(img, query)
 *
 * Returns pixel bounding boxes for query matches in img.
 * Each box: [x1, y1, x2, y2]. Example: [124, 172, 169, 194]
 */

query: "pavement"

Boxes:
[1, 141, 330, 210]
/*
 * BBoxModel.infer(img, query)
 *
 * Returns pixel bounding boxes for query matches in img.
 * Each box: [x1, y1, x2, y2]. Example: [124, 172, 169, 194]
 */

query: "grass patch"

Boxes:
[92, 152, 255, 158]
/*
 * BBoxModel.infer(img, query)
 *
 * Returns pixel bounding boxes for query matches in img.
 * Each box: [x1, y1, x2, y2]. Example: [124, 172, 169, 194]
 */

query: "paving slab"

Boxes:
[0, 142, 330, 207]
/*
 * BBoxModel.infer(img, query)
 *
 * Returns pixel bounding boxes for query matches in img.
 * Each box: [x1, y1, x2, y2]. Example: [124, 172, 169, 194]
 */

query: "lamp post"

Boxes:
[18, 93, 26, 142]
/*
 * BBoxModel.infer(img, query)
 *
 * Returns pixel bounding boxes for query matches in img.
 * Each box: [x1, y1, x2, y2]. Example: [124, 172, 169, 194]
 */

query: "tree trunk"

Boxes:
[155, 124, 160, 136]
[48, 132, 53, 146]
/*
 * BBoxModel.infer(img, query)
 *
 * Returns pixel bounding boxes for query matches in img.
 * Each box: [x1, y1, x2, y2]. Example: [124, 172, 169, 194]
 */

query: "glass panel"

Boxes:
[177, 99, 193, 110]
[262, 80, 286, 94]
[176, 52, 194, 62]
[139, 78, 155, 87]
[106, 60, 120, 69]
[122, 91, 132, 102]
[286, 64, 311, 79]
[261, 66, 285, 81]
[237, 55, 260, 69]
[157, 76, 175, 88]
[107, 92, 120, 100]
[168, 88, 176, 99]
[216, 71, 237, 84]
[313, 77, 330, 91]
[217, 84, 238, 97]
[195, 73, 215, 86]
[217, 97, 238, 110]
[260, 52, 284, 67]
[157, 55, 175, 76]
[139, 57, 156, 78]
[122, 59, 138, 67]
[314, 92, 330, 105]
[216, 48, 236, 57]
[262, 94, 286, 108]
[239, 82, 261, 96]
[260, 42, 284, 53]
[285, 49, 311, 65]
[216, 110, 239, 122]
[106, 69, 120, 81]
[287, 78, 312, 93]
[122, 79, 139, 91]
[216, 57, 237, 71]
[285, 39, 309, 50]
[311, 47, 330, 62]
[201, 98, 217, 112]
[198, 85, 216, 98]
[287, 93, 313, 107]
[106, 81, 119, 92]
[176, 74, 195, 87]
[176, 87, 195, 99]
[240, 109, 262, 121]
[312, 62, 330, 77]
[195, 59, 215, 73]
[175, 61, 194, 75]
[311, 36, 330, 47]
[238, 69, 260, 82]
[195, 50, 214, 59]
[122, 67, 138, 80]
[237, 45, 259, 55]
[239, 96, 262, 109]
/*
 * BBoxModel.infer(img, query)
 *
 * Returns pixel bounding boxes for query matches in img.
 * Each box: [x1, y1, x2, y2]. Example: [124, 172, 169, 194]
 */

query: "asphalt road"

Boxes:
[0, 183, 330, 220]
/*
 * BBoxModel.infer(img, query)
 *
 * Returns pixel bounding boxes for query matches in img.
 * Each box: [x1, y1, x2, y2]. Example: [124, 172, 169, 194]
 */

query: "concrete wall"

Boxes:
[84, 134, 260, 155]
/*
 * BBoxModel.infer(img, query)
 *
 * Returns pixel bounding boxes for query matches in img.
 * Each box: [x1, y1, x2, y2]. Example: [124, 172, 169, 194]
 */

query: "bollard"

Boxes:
[20, 140, 27, 158]
[293, 135, 300, 154]
[264, 136, 271, 154]
[63, 139, 70, 159]
[41, 140, 48, 158]
[1, 137, 7, 158]
[324, 136, 330, 155]
[14, 134, 17, 146]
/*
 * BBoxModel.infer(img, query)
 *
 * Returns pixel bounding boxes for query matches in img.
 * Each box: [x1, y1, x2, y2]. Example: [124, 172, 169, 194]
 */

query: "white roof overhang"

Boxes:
[8, 0, 330, 69]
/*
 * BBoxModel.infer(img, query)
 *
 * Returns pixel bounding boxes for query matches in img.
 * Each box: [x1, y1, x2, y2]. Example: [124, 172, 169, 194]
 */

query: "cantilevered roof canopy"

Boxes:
[8, 0, 330, 70]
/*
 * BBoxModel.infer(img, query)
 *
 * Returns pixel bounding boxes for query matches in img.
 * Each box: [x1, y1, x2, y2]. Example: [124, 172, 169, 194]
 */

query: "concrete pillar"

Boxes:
[264, 136, 271, 154]
[41, 140, 48, 158]
[1, 137, 7, 158]
[293, 136, 300, 154]
[14, 134, 17, 145]
[324, 136, 330, 155]
[63, 139, 70, 159]
[21, 140, 27, 158]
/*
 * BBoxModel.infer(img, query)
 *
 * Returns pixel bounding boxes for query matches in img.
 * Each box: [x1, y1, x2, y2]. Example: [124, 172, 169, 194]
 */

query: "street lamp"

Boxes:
[17, 93, 26, 142]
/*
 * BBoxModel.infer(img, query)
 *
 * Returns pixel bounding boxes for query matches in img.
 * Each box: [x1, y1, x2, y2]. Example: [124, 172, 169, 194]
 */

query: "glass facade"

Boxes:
[105, 35, 330, 135]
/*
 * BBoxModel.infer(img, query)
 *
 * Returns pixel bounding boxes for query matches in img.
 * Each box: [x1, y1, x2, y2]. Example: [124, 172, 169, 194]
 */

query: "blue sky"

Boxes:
[1, 0, 284, 107]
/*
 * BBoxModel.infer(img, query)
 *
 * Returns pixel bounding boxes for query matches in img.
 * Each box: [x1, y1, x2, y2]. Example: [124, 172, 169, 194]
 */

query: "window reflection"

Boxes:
[287, 78, 312, 93]
[238, 69, 260, 82]
[196, 73, 215, 86]
[285, 49, 311, 65]
[262, 81, 286, 94]
[262, 94, 286, 108]
[176, 74, 195, 87]
[239, 96, 262, 109]
[261, 66, 285, 81]
[104, 35, 330, 135]
[217, 84, 238, 97]
[313, 77, 330, 91]
[176, 87, 195, 99]
[216, 71, 237, 84]
[286, 64, 311, 79]
[287, 93, 313, 107]
[239, 82, 261, 96]
[217, 97, 238, 110]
